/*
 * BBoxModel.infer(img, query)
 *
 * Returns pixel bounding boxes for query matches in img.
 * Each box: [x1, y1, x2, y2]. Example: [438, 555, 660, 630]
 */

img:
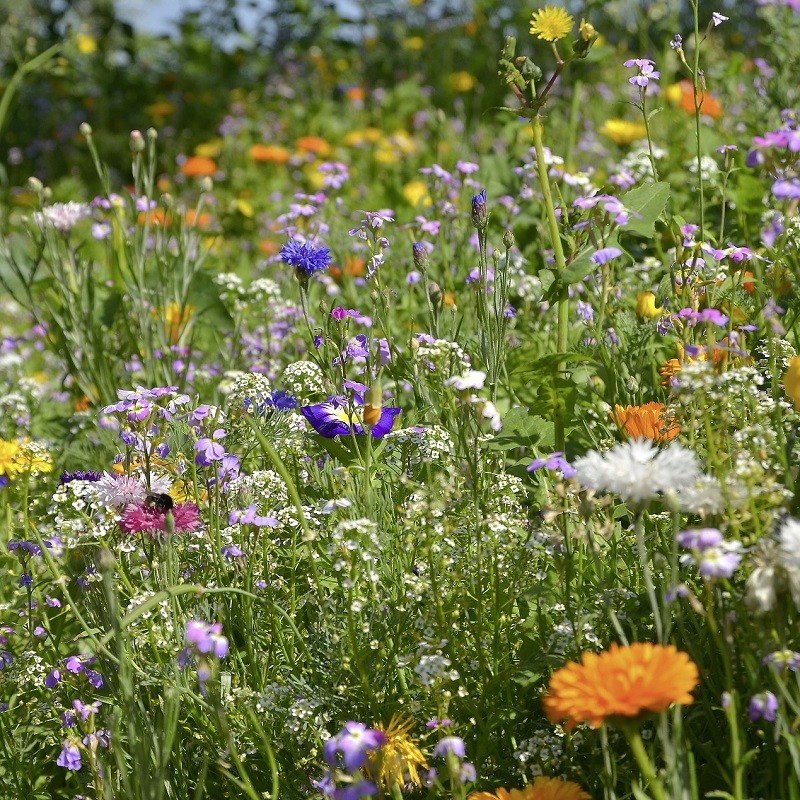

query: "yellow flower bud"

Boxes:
[636, 292, 660, 319]
[579, 18, 596, 41]
[783, 356, 800, 410]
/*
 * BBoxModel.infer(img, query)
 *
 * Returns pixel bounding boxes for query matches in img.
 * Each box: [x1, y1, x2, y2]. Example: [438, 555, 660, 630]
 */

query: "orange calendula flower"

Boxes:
[543, 642, 699, 730]
[783, 356, 800, 410]
[530, 6, 574, 41]
[611, 402, 680, 442]
[470, 777, 590, 800]
[669, 80, 723, 120]
[295, 136, 331, 157]
[180, 156, 218, 178]
[249, 144, 290, 163]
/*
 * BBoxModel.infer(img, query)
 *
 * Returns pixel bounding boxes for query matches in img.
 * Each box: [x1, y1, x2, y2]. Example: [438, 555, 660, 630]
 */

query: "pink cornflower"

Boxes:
[120, 502, 200, 536]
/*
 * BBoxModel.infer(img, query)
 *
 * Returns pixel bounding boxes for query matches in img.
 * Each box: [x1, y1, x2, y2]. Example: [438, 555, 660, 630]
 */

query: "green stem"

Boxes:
[625, 727, 669, 800]
[532, 116, 569, 451]
[634, 509, 664, 643]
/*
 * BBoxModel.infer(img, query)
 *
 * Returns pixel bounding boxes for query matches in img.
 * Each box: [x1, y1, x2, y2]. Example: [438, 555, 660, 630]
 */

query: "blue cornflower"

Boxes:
[279, 238, 332, 278]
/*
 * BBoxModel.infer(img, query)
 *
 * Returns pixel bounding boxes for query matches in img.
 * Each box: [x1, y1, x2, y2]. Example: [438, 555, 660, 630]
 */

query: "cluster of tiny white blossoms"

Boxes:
[281, 360, 325, 401]
[413, 337, 471, 378]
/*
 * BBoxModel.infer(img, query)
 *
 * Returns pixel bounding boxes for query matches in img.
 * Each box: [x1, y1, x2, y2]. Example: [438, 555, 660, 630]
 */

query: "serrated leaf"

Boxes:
[621, 181, 671, 236]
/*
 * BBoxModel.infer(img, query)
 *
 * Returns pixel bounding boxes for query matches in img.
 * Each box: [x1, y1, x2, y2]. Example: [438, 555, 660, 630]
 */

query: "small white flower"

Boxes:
[444, 370, 486, 391]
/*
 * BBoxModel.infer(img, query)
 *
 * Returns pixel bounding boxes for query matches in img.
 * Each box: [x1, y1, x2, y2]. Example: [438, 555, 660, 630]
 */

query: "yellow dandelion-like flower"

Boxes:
[529, 6, 574, 42]
[470, 777, 590, 800]
[0, 439, 21, 478]
[599, 119, 647, 147]
[783, 356, 800, 410]
[13, 440, 54, 477]
[367, 715, 428, 790]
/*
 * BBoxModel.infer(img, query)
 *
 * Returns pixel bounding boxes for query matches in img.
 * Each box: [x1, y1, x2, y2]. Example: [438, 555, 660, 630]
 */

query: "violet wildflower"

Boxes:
[186, 620, 229, 659]
[432, 736, 467, 759]
[748, 691, 778, 723]
[323, 722, 386, 772]
[300, 400, 400, 439]
[56, 740, 82, 771]
[591, 246, 624, 266]
[711, 11, 729, 25]
[527, 451, 576, 480]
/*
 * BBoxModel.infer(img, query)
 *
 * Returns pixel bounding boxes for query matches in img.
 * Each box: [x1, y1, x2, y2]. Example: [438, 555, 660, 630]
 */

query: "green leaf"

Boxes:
[484, 408, 553, 451]
[621, 181, 671, 236]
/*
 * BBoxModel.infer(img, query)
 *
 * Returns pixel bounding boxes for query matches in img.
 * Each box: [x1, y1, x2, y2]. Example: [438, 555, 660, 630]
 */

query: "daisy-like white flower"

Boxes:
[573, 439, 700, 506]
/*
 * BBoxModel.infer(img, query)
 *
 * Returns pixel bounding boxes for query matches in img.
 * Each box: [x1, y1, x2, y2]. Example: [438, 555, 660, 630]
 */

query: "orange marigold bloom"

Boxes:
[295, 136, 331, 157]
[180, 156, 218, 178]
[470, 777, 590, 800]
[675, 80, 723, 119]
[249, 144, 290, 163]
[543, 642, 699, 730]
[611, 402, 679, 442]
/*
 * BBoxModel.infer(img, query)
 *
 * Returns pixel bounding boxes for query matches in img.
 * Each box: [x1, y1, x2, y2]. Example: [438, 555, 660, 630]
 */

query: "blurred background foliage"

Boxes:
[0, 0, 791, 193]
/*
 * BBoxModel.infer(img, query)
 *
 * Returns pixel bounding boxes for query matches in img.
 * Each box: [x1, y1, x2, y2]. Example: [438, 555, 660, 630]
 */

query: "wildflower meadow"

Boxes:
[3, 0, 800, 797]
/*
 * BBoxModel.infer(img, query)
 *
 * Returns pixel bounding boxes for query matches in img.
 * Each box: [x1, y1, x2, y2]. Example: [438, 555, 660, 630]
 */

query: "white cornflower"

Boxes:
[746, 537, 800, 613]
[779, 517, 800, 570]
[676, 475, 726, 515]
[33, 202, 91, 233]
[573, 438, 701, 506]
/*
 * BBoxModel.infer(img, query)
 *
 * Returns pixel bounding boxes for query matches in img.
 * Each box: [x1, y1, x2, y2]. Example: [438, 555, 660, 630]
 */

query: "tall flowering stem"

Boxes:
[532, 118, 570, 450]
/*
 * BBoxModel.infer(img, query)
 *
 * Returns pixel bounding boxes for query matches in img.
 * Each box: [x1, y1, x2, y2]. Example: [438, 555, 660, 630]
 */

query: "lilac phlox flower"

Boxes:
[678, 307, 729, 327]
[763, 650, 800, 673]
[456, 160, 480, 174]
[624, 58, 660, 87]
[345, 335, 369, 360]
[324, 722, 386, 773]
[748, 691, 778, 723]
[195, 430, 226, 466]
[279, 238, 332, 277]
[83, 729, 110, 751]
[716, 144, 738, 154]
[301, 399, 400, 439]
[73, 699, 101, 721]
[65, 655, 92, 674]
[576, 301, 594, 323]
[56, 740, 82, 771]
[591, 247, 623, 266]
[186, 620, 229, 659]
[426, 717, 453, 729]
[695, 542, 743, 579]
[432, 736, 467, 759]
[670, 34, 683, 50]
[229, 504, 277, 527]
[773, 178, 800, 199]
[676, 527, 723, 550]
[527, 451, 576, 480]
[711, 11, 729, 25]
[329, 779, 378, 800]
[221, 544, 245, 559]
[710, 244, 756, 263]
